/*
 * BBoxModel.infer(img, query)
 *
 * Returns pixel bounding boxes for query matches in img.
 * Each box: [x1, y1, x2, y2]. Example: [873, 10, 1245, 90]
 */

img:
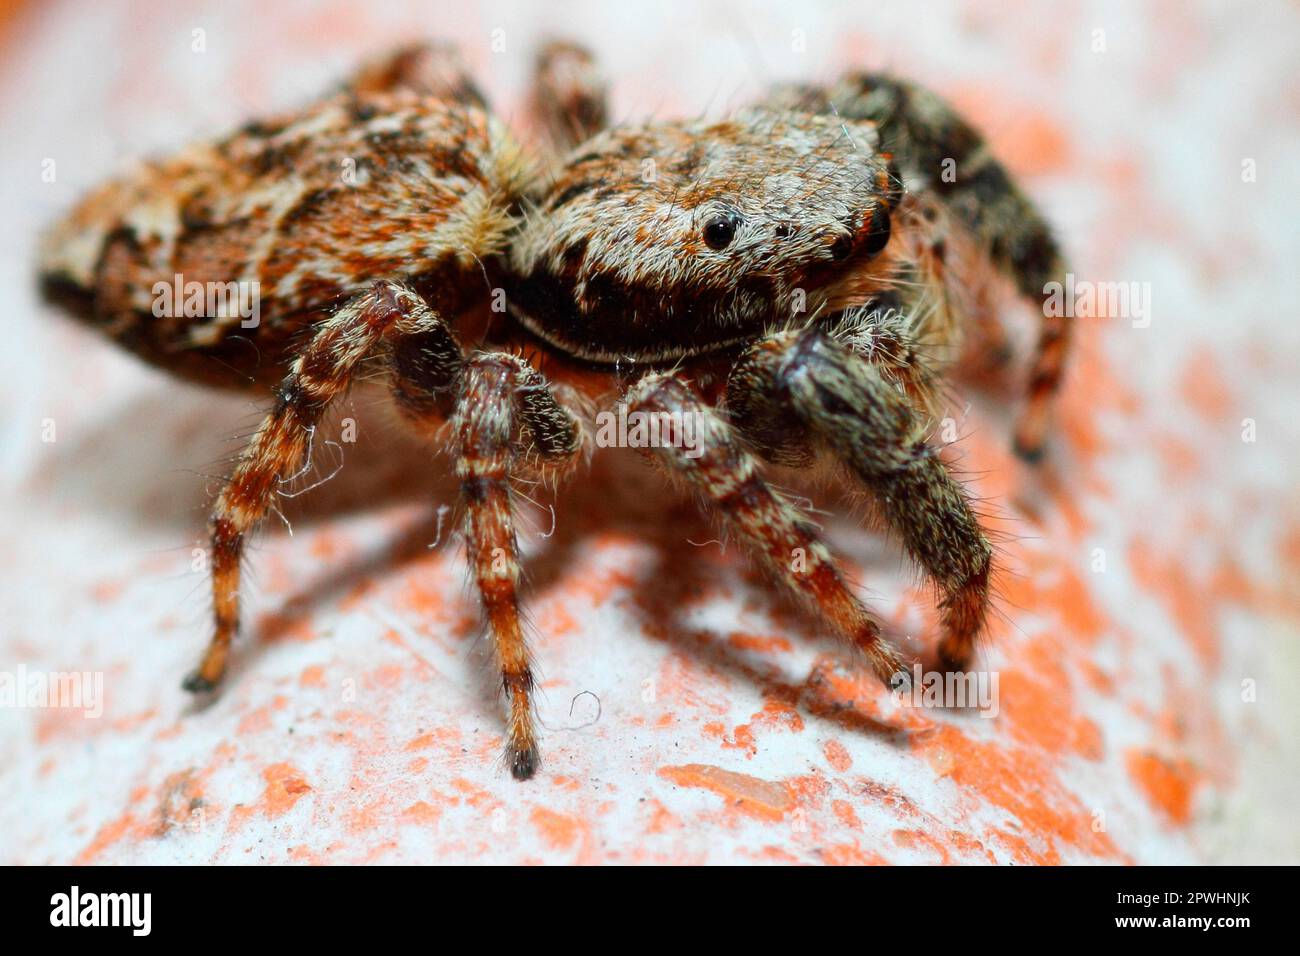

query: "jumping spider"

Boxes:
[39, 40, 1070, 779]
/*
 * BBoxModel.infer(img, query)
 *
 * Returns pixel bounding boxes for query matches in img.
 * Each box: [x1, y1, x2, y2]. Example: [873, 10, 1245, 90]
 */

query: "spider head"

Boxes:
[507, 107, 902, 363]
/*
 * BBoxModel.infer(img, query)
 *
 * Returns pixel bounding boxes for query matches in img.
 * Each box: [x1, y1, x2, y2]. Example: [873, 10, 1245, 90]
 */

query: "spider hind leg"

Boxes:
[530, 40, 610, 155]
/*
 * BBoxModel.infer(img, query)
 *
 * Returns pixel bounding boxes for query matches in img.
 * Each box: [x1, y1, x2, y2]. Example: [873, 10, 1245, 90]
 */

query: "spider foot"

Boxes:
[509, 742, 541, 781]
[181, 671, 219, 694]
[1013, 434, 1048, 464]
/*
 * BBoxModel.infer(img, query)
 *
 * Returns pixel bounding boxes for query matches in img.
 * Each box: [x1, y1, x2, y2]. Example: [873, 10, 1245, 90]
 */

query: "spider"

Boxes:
[38, 40, 1070, 780]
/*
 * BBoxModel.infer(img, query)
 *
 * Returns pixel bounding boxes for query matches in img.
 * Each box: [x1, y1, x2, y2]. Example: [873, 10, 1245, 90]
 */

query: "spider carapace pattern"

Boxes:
[38, 40, 1070, 779]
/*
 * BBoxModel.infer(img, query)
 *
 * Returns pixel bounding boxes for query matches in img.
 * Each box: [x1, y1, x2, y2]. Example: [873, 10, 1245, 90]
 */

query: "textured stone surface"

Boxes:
[1, 0, 1297, 864]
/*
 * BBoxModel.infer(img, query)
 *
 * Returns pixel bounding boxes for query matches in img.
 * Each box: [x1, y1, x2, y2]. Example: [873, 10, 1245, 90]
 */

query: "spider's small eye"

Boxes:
[774, 222, 795, 239]
[862, 208, 892, 257]
[703, 213, 739, 250]
[830, 234, 854, 261]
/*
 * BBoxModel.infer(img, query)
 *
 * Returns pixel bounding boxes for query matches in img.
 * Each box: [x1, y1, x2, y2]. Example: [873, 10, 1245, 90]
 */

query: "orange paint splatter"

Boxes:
[727, 632, 794, 654]
[823, 739, 852, 773]
[1126, 749, 1198, 824]
[659, 764, 794, 821]
[893, 827, 954, 864]
[74, 812, 143, 865]
[819, 843, 890, 866]
[831, 799, 860, 830]
[260, 763, 312, 817]
[531, 807, 581, 849]
[1128, 536, 1220, 666]
[91, 579, 124, 603]
[914, 725, 1125, 864]
[643, 798, 683, 834]
[403, 801, 441, 825]
[1179, 347, 1235, 422]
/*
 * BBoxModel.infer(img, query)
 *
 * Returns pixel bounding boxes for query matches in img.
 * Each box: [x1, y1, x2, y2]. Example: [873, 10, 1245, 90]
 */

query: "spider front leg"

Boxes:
[625, 373, 909, 687]
[452, 353, 584, 779]
[184, 280, 461, 692]
[728, 328, 995, 672]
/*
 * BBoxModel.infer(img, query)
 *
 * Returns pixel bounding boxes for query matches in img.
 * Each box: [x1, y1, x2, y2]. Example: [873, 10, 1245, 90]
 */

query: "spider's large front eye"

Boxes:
[703, 213, 739, 250]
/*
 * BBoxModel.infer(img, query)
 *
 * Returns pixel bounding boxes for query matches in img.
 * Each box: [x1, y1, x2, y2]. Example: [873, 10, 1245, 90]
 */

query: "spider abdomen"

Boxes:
[39, 92, 527, 387]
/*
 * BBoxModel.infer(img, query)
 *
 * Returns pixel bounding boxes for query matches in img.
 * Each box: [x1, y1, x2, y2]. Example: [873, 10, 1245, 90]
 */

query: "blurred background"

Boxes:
[0, 0, 1297, 864]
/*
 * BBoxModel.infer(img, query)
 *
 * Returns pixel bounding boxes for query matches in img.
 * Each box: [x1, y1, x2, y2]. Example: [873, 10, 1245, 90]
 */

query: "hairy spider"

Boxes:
[38, 40, 1069, 780]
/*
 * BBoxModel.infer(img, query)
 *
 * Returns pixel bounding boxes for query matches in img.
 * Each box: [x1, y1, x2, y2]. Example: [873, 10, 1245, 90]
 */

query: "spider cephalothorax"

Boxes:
[509, 107, 902, 362]
[38, 41, 1070, 779]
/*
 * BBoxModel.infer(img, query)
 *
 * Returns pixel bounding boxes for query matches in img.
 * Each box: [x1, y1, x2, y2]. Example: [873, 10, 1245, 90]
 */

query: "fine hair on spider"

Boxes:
[38, 39, 1071, 780]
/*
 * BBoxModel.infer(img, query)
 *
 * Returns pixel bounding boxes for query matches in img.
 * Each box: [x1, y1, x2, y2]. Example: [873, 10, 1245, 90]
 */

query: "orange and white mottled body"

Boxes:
[40, 89, 527, 386]
[38, 40, 1072, 780]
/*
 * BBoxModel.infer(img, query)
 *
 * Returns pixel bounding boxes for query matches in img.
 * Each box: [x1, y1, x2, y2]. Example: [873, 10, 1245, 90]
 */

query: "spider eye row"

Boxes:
[700, 206, 891, 261]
